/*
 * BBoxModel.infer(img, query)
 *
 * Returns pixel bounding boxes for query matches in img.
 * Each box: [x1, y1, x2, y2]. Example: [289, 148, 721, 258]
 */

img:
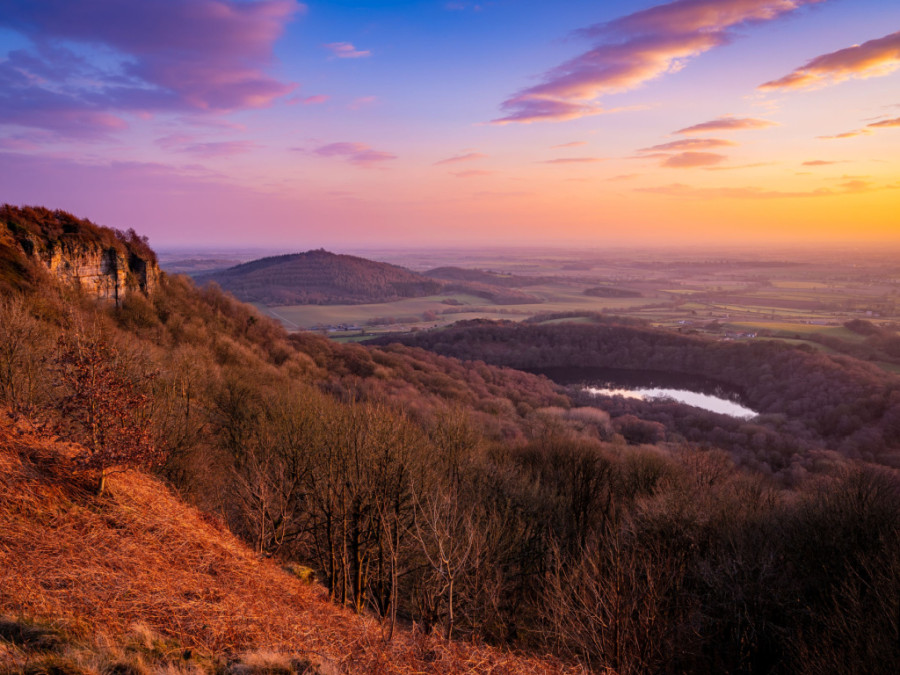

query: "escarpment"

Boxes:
[0, 205, 159, 302]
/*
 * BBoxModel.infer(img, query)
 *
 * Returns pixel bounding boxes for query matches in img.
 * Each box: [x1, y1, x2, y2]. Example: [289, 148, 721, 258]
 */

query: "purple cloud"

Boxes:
[0, 0, 302, 137]
[314, 142, 397, 167]
[176, 140, 259, 158]
[495, 0, 822, 124]
[452, 170, 494, 178]
[324, 42, 371, 59]
[434, 152, 488, 166]
[674, 116, 777, 135]
[760, 30, 900, 91]
[640, 137, 737, 152]
[661, 151, 727, 168]
[540, 157, 606, 164]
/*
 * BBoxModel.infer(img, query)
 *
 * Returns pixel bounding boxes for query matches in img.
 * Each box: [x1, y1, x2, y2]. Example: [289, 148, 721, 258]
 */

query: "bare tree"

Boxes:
[53, 324, 161, 493]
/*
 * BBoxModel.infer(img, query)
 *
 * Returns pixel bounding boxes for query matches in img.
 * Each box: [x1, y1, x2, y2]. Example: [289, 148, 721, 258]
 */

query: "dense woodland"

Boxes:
[382, 319, 900, 469]
[2, 208, 899, 674]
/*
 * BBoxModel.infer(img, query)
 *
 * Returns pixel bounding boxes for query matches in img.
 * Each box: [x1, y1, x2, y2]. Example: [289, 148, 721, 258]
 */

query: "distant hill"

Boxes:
[204, 249, 443, 305]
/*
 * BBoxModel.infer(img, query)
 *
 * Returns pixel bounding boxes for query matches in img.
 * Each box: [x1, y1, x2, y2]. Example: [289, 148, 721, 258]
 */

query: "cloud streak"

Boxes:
[434, 152, 488, 166]
[760, 30, 900, 91]
[868, 116, 900, 128]
[675, 116, 777, 135]
[324, 42, 371, 59]
[662, 151, 727, 168]
[451, 170, 494, 178]
[0, 0, 302, 137]
[638, 178, 890, 199]
[539, 157, 605, 164]
[819, 114, 900, 140]
[313, 142, 397, 167]
[640, 137, 737, 152]
[494, 0, 822, 124]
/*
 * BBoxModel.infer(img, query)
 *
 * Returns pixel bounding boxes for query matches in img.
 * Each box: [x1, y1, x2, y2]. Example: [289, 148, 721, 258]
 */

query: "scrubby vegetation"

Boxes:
[2, 208, 900, 674]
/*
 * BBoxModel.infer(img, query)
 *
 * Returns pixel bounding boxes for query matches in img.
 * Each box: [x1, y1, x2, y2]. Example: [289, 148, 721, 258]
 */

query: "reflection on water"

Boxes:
[584, 386, 758, 420]
[528, 367, 758, 420]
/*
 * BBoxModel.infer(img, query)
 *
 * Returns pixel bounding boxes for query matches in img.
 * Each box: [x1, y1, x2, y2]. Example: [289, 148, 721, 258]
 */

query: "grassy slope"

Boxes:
[0, 414, 575, 675]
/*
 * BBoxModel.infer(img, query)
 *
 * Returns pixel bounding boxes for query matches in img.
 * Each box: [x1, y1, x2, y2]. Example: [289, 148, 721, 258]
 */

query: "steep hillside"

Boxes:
[204, 250, 442, 305]
[0, 413, 574, 675]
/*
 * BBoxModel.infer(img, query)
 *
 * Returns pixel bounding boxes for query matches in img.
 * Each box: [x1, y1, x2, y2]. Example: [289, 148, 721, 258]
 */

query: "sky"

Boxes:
[0, 0, 898, 249]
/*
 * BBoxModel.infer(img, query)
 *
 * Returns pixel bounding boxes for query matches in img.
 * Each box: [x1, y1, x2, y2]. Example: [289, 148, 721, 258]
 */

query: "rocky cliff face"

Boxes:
[41, 244, 159, 304]
[0, 205, 160, 302]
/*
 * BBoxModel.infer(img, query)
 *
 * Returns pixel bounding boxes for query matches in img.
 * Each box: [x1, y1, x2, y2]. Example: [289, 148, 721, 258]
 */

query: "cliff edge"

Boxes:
[0, 205, 159, 302]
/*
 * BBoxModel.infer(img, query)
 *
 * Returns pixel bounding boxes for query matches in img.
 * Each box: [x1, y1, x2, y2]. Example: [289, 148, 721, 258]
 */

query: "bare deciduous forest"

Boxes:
[2, 207, 899, 674]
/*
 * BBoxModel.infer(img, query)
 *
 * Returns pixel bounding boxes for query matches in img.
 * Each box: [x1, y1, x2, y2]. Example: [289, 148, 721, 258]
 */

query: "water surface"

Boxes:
[531, 366, 758, 420]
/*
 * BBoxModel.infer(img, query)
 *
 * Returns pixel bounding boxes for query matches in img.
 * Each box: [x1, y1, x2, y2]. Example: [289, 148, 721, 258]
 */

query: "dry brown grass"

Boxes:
[0, 413, 586, 674]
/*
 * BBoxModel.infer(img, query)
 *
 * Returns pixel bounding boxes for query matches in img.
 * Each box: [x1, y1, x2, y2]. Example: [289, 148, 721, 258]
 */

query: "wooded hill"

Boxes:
[202, 249, 443, 305]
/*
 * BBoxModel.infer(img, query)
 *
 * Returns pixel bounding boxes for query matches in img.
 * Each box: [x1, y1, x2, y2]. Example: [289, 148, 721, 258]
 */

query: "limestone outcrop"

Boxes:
[0, 205, 159, 302]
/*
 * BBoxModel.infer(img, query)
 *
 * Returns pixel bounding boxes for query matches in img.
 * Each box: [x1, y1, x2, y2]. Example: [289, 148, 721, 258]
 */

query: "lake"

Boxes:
[530, 366, 758, 420]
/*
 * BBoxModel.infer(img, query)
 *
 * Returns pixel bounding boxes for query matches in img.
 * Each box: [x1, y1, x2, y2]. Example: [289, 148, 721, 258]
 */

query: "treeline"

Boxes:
[380, 320, 900, 466]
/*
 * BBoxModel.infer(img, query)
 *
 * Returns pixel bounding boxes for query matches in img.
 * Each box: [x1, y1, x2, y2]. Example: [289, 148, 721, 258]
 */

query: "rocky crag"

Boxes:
[0, 205, 159, 302]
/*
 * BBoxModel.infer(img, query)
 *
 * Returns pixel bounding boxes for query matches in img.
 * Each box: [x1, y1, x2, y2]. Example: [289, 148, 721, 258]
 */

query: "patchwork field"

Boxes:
[167, 245, 900, 369]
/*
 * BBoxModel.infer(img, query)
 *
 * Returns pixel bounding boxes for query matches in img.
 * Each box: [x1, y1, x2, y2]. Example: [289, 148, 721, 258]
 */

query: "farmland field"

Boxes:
[165, 245, 900, 371]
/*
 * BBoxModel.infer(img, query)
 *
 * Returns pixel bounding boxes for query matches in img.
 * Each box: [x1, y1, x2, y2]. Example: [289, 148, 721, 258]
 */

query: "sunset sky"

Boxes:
[1, 0, 898, 248]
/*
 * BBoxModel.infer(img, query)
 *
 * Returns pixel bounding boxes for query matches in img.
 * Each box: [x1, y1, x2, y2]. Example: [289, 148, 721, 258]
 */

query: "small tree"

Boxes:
[53, 328, 161, 493]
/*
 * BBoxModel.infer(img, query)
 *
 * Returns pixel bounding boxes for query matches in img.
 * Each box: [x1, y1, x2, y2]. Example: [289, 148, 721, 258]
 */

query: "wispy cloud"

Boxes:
[324, 42, 371, 59]
[662, 151, 727, 168]
[705, 161, 773, 171]
[0, 0, 303, 137]
[313, 141, 397, 167]
[638, 178, 890, 199]
[494, 0, 822, 124]
[802, 159, 841, 166]
[640, 137, 737, 152]
[819, 114, 900, 140]
[760, 30, 900, 91]
[818, 129, 872, 140]
[452, 170, 494, 178]
[434, 152, 488, 166]
[868, 116, 900, 128]
[348, 96, 378, 110]
[539, 157, 606, 164]
[302, 94, 329, 105]
[181, 141, 259, 158]
[552, 141, 588, 149]
[675, 115, 777, 135]
[445, 2, 483, 11]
